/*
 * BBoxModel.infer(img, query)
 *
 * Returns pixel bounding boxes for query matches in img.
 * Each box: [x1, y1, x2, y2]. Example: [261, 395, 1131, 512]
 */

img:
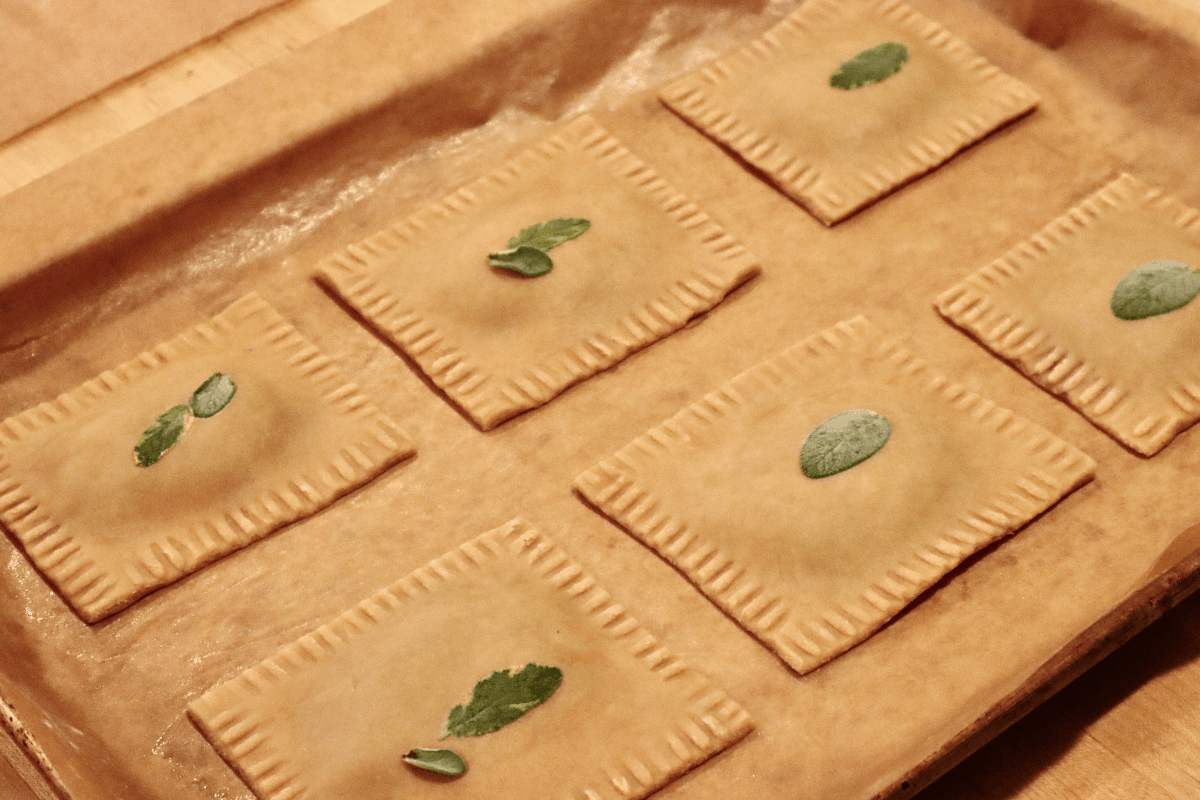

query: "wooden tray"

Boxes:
[4, 0, 1200, 798]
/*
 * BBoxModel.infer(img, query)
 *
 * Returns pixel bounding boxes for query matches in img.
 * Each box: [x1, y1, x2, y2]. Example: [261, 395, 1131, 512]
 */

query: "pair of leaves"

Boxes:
[134, 374, 236, 467]
[488, 218, 590, 277]
[1110, 260, 1200, 320]
[403, 663, 563, 779]
[801, 409, 891, 479]
[830, 42, 909, 90]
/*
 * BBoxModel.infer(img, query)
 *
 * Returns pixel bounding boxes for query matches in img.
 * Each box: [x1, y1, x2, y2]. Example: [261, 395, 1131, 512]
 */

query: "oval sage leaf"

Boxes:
[488, 244, 554, 277]
[134, 404, 193, 467]
[1110, 259, 1200, 320]
[190, 373, 237, 418]
[508, 218, 591, 251]
[442, 663, 562, 739]
[801, 409, 891, 479]
[830, 42, 909, 90]
[403, 748, 467, 777]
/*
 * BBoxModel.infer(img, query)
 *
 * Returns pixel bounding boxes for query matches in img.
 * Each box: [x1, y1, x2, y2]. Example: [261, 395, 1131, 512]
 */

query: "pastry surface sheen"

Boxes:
[317, 114, 761, 430]
[576, 317, 1096, 674]
[189, 519, 754, 800]
[938, 173, 1200, 456]
[0, 293, 415, 622]
[660, 0, 1040, 224]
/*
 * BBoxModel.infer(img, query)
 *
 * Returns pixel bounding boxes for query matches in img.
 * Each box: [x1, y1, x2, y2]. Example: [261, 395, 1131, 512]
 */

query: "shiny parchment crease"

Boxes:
[316, 114, 761, 430]
[576, 317, 1096, 675]
[937, 173, 1200, 456]
[188, 519, 753, 800]
[0, 294, 415, 622]
[659, 0, 1040, 225]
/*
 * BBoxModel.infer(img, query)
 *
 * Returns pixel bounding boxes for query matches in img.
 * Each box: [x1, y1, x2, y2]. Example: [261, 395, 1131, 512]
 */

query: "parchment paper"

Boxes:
[3, 0, 1200, 798]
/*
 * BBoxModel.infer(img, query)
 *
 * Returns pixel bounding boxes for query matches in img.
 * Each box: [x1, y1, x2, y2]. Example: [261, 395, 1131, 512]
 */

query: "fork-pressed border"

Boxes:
[936, 173, 1200, 456]
[575, 316, 1095, 675]
[0, 293, 416, 623]
[188, 519, 754, 800]
[659, 0, 1040, 225]
[316, 114, 761, 430]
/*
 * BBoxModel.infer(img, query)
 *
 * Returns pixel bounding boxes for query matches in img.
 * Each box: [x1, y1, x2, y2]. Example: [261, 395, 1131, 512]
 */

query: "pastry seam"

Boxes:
[0, 293, 415, 622]
[316, 114, 761, 430]
[936, 173, 1200, 456]
[659, 0, 1040, 225]
[575, 316, 1095, 675]
[187, 519, 754, 800]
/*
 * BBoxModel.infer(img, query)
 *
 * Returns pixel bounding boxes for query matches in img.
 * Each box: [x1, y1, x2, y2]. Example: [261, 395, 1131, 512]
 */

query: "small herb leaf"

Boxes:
[488, 245, 554, 277]
[403, 748, 467, 777]
[190, 373, 237, 418]
[443, 663, 562, 738]
[134, 405, 193, 467]
[508, 218, 591, 251]
[801, 409, 891, 479]
[1110, 260, 1200, 320]
[830, 42, 909, 90]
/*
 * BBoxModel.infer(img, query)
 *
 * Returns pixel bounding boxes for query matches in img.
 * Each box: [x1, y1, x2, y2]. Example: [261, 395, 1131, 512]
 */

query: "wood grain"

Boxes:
[922, 588, 1200, 799]
[0, 0, 390, 198]
[0, 0, 292, 145]
[0, 736, 49, 800]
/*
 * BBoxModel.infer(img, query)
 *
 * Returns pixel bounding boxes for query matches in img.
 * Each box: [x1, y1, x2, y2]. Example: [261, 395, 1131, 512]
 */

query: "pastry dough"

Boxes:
[0, 294, 415, 622]
[937, 174, 1200, 456]
[659, 0, 1039, 225]
[575, 317, 1095, 675]
[188, 519, 754, 800]
[317, 114, 761, 430]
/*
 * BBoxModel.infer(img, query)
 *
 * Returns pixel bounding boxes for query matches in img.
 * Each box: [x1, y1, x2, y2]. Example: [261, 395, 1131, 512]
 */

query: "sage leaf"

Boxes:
[189, 373, 237, 418]
[134, 404, 193, 467]
[442, 663, 562, 738]
[801, 409, 891, 479]
[830, 42, 909, 90]
[488, 245, 554, 277]
[1110, 260, 1200, 320]
[403, 748, 467, 777]
[508, 218, 591, 251]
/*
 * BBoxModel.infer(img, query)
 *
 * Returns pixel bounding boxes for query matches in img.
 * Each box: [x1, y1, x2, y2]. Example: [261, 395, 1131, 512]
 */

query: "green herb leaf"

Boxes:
[442, 663, 562, 738]
[403, 748, 467, 777]
[488, 245, 555, 277]
[1110, 259, 1200, 320]
[134, 404, 193, 467]
[801, 409, 891, 479]
[508, 218, 591, 251]
[189, 373, 237, 418]
[830, 42, 909, 90]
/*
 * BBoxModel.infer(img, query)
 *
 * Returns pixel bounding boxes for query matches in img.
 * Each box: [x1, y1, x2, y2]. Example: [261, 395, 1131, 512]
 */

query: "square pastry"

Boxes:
[188, 519, 754, 800]
[575, 317, 1094, 675]
[937, 174, 1200, 456]
[659, 0, 1039, 225]
[316, 114, 761, 430]
[0, 294, 415, 622]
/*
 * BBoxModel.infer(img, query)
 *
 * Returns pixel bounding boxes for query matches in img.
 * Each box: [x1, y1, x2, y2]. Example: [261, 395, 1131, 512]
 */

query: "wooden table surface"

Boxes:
[4, 0, 1200, 798]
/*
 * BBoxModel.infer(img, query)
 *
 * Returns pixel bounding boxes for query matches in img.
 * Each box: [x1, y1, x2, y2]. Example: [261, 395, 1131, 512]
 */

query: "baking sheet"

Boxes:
[4, 0, 1200, 798]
